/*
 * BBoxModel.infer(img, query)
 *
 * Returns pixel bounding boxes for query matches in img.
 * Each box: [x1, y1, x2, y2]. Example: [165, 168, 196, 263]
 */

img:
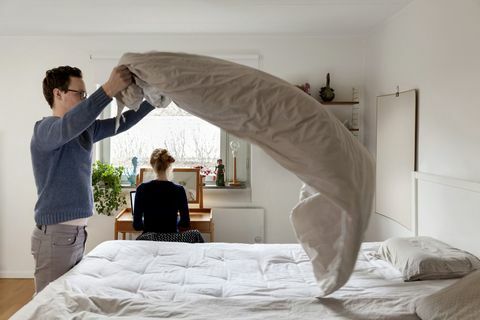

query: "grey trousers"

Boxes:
[31, 224, 87, 293]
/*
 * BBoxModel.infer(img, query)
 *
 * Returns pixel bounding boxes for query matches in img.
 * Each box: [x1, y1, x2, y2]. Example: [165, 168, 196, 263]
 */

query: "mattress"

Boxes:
[13, 241, 455, 319]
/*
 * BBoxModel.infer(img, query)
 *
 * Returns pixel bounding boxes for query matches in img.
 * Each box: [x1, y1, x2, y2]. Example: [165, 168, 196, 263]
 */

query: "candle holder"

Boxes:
[228, 140, 242, 186]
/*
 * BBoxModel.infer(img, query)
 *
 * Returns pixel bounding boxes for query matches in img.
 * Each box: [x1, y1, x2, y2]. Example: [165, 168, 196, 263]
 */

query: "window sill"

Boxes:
[121, 183, 252, 205]
[204, 184, 248, 190]
[122, 184, 250, 190]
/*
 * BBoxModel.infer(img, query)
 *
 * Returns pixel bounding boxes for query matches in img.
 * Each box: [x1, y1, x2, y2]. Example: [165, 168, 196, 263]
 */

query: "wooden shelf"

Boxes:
[349, 128, 359, 132]
[320, 101, 359, 105]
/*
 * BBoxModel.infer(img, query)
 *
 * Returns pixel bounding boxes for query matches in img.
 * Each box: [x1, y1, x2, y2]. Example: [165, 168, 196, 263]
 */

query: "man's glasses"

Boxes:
[66, 89, 87, 100]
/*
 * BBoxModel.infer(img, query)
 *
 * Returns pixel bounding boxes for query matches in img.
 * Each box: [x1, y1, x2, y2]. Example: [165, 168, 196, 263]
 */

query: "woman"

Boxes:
[133, 148, 204, 243]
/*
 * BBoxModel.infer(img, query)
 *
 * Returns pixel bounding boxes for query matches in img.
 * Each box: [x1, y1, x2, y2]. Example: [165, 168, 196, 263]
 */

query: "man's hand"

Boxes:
[102, 65, 133, 98]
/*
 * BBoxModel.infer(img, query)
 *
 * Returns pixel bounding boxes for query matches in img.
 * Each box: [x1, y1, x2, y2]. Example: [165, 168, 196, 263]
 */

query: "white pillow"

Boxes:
[116, 52, 375, 296]
[378, 236, 480, 281]
[416, 270, 480, 320]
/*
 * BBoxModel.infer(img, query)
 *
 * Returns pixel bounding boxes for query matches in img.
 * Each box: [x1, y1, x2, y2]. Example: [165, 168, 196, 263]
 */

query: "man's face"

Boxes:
[56, 77, 87, 112]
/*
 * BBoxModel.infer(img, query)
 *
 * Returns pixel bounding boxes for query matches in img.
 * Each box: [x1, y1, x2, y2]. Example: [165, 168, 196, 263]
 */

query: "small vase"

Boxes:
[319, 73, 335, 102]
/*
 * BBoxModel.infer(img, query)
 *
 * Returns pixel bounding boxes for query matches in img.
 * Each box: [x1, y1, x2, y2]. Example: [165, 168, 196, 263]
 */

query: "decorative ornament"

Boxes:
[319, 73, 335, 102]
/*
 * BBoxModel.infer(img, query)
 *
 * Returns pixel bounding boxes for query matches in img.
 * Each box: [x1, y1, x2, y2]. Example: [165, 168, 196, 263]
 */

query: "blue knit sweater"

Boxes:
[31, 88, 155, 225]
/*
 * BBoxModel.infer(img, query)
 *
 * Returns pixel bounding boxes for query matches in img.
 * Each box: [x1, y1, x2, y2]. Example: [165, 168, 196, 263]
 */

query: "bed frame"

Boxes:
[413, 171, 480, 257]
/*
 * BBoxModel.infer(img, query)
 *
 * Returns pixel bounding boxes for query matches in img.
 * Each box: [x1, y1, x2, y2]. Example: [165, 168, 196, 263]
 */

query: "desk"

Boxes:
[114, 208, 214, 241]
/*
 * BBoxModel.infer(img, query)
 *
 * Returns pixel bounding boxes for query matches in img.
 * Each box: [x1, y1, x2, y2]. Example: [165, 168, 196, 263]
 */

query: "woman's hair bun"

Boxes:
[150, 148, 175, 173]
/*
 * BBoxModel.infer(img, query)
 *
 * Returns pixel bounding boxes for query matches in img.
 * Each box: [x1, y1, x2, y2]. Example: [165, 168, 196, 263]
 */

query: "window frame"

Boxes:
[91, 54, 259, 188]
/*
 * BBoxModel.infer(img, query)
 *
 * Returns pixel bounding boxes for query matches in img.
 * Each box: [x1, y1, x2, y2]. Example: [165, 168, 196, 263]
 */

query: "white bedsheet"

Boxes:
[13, 241, 454, 320]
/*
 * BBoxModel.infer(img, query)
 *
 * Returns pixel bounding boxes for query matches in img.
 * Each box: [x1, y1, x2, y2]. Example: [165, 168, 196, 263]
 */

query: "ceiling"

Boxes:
[0, 0, 414, 36]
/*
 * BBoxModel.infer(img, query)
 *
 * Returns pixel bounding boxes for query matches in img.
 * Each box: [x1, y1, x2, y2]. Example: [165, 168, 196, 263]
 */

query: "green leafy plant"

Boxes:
[92, 161, 126, 216]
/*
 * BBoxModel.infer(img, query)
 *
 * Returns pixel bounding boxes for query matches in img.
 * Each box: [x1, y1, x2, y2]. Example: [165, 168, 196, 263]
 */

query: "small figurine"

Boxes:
[126, 156, 138, 187]
[214, 159, 225, 187]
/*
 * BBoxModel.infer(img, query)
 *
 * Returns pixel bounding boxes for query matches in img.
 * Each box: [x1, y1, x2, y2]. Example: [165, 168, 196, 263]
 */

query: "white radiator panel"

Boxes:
[212, 208, 264, 243]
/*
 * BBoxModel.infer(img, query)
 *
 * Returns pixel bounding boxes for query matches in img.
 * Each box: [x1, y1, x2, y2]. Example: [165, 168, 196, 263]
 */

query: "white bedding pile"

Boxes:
[113, 52, 375, 295]
[13, 241, 455, 319]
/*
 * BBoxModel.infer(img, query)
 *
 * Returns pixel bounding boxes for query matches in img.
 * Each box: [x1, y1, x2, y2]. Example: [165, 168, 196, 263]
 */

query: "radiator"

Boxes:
[211, 208, 264, 243]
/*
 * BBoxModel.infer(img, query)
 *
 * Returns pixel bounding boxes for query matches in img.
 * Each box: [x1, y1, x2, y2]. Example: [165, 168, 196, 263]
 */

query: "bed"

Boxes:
[12, 241, 456, 319]
[15, 53, 478, 319]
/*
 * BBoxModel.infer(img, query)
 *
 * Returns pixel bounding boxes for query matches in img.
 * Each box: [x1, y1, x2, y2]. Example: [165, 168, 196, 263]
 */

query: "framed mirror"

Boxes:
[375, 89, 417, 230]
[137, 167, 201, 204]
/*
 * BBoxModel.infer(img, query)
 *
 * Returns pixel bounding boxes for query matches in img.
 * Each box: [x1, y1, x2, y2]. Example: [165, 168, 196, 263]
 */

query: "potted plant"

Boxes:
[92, 161, 126, 216]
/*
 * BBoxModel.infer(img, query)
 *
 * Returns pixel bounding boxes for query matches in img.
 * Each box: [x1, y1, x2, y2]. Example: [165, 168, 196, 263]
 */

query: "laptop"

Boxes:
[130, 191, 136, 212]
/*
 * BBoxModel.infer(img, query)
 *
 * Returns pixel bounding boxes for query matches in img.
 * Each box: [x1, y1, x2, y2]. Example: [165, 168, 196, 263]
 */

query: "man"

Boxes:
[30, 65, 154, 293]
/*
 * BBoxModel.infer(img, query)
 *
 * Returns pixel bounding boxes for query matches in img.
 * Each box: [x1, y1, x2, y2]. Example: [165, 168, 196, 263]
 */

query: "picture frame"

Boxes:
[137, 167, 201, 204]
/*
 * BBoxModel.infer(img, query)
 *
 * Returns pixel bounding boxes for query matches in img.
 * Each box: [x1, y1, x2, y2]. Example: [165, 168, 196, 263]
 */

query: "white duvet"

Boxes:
[113, 52, 375, 296]
[13, 241, 454, 319]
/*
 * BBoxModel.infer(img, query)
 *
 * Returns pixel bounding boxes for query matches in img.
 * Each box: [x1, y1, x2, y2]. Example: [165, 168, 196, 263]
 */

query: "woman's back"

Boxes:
[133, 180, 190, 233]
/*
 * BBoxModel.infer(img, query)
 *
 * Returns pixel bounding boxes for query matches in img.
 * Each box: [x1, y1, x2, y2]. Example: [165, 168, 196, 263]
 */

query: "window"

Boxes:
[98, 99, 250, 185]
[105, 99, 220, 170]
[92, 54, 258, 187]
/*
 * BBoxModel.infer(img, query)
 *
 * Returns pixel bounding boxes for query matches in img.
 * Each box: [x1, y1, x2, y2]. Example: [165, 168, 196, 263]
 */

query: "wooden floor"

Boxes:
[0, 278, 34, 320]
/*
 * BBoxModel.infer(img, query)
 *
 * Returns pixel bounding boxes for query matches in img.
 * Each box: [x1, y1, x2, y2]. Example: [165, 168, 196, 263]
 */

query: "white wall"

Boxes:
[363, 0, 480, 240]
[0, 34, 365, 276]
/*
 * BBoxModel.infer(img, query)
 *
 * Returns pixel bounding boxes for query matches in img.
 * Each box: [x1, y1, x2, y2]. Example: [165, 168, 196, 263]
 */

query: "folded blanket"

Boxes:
[116, 52, 375, 296]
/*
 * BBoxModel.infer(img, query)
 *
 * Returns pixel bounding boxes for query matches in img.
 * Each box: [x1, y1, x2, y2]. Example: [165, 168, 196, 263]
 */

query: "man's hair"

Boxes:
[42, 66, 82, 108]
